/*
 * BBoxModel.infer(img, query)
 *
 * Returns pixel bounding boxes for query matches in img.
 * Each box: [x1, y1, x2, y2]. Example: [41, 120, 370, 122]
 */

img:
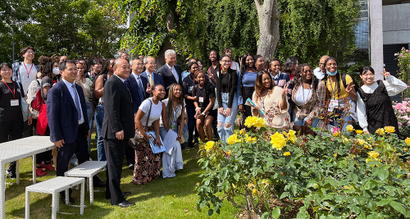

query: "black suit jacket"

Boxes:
[157, 64, 182, 93]
[47, 81, 89, 144]
[102, 75, 135, 140]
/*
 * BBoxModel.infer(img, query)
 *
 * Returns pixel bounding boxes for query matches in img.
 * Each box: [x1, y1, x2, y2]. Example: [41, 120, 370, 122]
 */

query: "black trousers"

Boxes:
[22, 119, 37, 137]
[0, 119, 24, 171]
[241, 87, 255, 129]
[56, 123, 89, 177]
[104, 138, 127, 204]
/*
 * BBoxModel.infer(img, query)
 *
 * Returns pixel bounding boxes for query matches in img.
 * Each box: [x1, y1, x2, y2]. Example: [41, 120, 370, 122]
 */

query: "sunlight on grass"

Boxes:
[4, 135, 238, 218]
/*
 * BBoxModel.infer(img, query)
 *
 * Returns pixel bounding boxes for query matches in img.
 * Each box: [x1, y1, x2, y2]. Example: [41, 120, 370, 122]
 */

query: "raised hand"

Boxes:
[282, 83, 289, 97]
[345, 82, 355, 93]
[380, 68, 390, 78]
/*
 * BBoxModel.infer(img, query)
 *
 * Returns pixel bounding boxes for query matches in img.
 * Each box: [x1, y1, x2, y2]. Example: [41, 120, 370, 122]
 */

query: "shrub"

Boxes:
[196, 117, 410, 218]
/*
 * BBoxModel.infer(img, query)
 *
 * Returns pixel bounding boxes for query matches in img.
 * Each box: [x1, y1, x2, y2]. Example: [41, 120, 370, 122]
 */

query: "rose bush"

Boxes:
[393, 100, 410, 138]
[196, 116, 410, 218]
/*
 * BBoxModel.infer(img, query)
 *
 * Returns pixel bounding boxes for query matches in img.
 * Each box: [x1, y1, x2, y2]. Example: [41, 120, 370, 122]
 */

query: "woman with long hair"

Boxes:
[254, 55, 266, 71]
[133, 84, 166, 184]
[216, 55, 238, 142]
[238, 53, 258, 128]
[193, 71, 216, 143]
[252, 71, 290, 129]
[159, 83, 185, 177]
[291, 64, 326, 135]
[357, 66, 407, 134]
[93, 59, 114, 161]
[182, 61, 200, 148]
[282, 57, 299, 80]
[76, 61, 93, 154]
[323, 57, 357, 131]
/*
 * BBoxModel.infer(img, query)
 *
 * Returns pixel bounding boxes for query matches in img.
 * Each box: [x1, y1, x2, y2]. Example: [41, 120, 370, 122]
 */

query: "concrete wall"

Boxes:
[383, 3, 410, 45]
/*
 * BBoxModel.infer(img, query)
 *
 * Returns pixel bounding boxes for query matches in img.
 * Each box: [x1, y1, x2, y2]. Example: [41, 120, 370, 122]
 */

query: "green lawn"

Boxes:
[4, 135, 238, 219]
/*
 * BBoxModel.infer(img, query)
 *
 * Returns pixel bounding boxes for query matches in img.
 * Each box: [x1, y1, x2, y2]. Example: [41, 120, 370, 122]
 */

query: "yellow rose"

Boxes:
[252, 189, 258, 195]
[245, 134, 257, 143]
[356, 130, 363, 134]
[346, 125, 354, 132]
[405, 137, 410, 146]
[368, 151, 380, 159]
[262, 179, 269, 185]
[384, 126, 395, 133]
[227, 134, 241, 145]
[376, 128, 385, 136]
[363, 144, 372, 150]
[334, 153, 337, 157]
[239, 129, 246, 135]
[357, 139, 365, 145]
[287, 130, 297, 144]
[404, 148, 408, 152]
[270, 132, 287, 150]
[225, 150, 231, 156]
[283, 152, 291, 156]
[205, 141, 215, 151]
[244, 116, 265, 128]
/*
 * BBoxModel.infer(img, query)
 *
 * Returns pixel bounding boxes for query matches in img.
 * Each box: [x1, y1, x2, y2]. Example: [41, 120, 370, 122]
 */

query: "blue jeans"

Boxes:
[95, 103, 106, 161]
[217, 92, 237, 142]
[329, 109, 353, 132]
[292, 114, 319, 128]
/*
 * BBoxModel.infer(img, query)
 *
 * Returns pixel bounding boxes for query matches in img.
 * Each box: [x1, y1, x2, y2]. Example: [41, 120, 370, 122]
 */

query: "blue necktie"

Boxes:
[136, 76, 145, 101]
[72, 84, 82, 120]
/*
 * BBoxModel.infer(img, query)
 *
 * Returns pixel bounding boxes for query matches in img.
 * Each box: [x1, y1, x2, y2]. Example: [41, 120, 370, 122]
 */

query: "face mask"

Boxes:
[326, 69, 338, 76]
[52, 67, 60, 75]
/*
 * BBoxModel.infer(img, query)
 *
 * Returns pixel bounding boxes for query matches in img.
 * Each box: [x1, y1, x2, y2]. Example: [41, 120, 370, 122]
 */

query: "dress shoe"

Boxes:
[122, 192, 131, 197]
[93, 176, 106, 188]
[36, 168, 47, 176]
[113, 201, 135, 208]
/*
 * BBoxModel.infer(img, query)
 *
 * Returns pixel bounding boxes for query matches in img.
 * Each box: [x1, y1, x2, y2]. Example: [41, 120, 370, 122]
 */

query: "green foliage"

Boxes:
[0, 0, 124, 64]
[121, 0, 362, 69]
[196, 118, 410, 218]
[395, 48, 410, 98]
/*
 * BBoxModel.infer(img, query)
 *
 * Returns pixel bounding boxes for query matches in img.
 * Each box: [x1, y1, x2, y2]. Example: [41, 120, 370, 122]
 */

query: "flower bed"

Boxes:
[196, 117, 410, 218]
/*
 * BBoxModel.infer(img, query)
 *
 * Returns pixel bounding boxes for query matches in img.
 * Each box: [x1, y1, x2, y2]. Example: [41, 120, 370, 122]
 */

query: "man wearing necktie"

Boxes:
[140, 56, 164, 97]
[157, 49, 183, 95]
[124, 57, 148, 170]
[47, 60, 99, 203]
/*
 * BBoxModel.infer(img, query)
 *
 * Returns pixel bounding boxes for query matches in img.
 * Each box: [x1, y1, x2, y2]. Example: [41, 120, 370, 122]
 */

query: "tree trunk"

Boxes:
[255, 0, 279, 60]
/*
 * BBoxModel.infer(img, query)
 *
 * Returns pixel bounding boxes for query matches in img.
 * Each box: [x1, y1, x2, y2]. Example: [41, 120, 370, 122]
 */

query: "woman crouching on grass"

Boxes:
[193, 71, 216, 143]
[251, 71, 290, 129]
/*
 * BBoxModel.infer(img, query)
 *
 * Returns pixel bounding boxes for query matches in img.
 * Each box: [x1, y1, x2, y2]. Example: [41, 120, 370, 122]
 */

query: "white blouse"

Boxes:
[357, 75, 407, 132]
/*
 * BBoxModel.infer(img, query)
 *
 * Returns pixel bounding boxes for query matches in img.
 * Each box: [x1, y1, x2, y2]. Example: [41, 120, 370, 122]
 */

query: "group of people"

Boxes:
[0, 45, 407, 207]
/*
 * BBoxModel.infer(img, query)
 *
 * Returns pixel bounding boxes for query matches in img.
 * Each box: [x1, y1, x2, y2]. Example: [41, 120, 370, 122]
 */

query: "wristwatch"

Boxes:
[202, 112, 206, 116]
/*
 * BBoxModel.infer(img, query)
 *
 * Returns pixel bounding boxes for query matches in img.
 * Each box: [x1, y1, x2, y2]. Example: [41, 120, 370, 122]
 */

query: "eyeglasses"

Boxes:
[26, 51, 35, 54]
[222, 60, 231, 63]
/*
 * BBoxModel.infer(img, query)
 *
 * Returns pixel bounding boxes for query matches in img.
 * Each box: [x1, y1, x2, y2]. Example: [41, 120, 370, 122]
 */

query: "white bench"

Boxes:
[64, 161, 106, 205]
[25, 176, 85, 219]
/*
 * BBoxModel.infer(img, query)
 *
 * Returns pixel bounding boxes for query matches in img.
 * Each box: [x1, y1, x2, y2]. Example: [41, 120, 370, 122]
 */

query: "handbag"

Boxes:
[16, 82, 28, 121]
[128, 100, 152, 149]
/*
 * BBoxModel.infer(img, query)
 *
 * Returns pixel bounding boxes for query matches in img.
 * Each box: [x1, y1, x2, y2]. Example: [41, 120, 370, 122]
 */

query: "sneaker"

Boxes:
[43, 163, 55, 171]
[36, 168, 47, 176]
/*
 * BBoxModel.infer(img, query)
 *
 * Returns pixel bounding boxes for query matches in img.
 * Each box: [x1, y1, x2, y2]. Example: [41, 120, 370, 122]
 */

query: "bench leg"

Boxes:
[25, 191, 30, 219]
[16, 160, 19, 185]
[89, 177, 94, 205]
[80, 181, 85, 215]
[65, 189, 69, 205]
[32, 155, 36, 184]
[1, 163, 6, 219]
[52, 193, 58, 219]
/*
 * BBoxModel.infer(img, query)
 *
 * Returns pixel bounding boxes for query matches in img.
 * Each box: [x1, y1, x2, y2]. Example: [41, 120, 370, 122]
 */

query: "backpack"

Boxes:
[90, 74, 108, 113]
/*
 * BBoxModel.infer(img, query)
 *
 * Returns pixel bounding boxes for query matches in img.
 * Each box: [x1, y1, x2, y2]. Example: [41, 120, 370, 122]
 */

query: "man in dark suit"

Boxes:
[102, 58, 135, 207]
[157, 49, 182, 94]
[47, 60, 104, 203]
[124, 57, 147, 170]
[140, 56, 164, 97]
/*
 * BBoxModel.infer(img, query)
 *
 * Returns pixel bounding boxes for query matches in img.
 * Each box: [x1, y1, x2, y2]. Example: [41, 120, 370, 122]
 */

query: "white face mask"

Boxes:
[52, 67, 60, 75]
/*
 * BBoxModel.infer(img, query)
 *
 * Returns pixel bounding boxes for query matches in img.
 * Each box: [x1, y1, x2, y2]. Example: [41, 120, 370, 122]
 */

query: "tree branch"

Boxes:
[254, 0, 261, 7]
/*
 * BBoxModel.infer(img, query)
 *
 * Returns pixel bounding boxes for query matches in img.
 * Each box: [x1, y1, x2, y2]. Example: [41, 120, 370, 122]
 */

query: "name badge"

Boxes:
[10, 99, 19, 106]
[199, 97, 204, 103]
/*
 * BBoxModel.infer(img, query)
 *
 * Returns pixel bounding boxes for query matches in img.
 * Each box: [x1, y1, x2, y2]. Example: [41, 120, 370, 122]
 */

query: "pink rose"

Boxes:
[407, 50, 409, 53]
[395, 53, 398, 56]
[402, 47, 405, 51]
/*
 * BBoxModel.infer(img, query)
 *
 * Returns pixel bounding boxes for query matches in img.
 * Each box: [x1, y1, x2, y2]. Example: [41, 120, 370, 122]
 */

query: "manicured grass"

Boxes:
[4, 134, 238, 218]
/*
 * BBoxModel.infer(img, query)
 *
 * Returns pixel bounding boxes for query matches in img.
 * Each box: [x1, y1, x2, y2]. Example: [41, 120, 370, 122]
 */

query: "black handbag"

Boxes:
[128, 100, 152, 149]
